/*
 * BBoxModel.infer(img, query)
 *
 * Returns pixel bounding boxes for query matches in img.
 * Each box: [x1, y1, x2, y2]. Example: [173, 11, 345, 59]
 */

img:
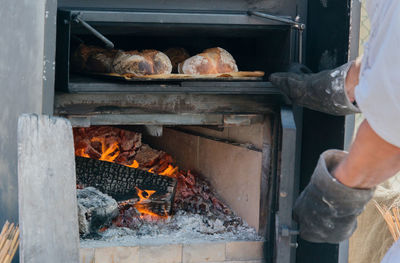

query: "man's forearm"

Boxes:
[334, 120, 400, 189]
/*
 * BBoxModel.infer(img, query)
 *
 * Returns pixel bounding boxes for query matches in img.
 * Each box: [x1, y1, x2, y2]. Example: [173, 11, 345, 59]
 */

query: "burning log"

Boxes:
[75, 156, 177, 216]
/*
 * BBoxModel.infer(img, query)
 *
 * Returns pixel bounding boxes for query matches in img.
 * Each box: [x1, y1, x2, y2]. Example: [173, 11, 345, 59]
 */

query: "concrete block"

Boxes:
[94, 246, 139, 263]
[183, 242, 225, 263]
[226, 241, 264, 261]
[139, 244, 183, 263]
[80, 248, 95, 263]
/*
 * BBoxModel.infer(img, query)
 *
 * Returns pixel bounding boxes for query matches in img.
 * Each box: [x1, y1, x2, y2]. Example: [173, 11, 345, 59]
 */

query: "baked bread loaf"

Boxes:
[164, 48, 190, 73]
[71, 44, 117, 73]
[178, 47, 238, 75]
[112, 49, 172, 75]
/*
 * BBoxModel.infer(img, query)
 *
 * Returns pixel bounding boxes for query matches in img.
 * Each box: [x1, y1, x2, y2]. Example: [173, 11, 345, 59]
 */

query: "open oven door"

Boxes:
[275, 107, 300, 263]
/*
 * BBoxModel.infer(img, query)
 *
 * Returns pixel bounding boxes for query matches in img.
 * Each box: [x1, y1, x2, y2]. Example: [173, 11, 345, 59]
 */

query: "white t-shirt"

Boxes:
[358, 1, 400, 262]
[355, 0, 400, 148]
[381, 239, 400, 263]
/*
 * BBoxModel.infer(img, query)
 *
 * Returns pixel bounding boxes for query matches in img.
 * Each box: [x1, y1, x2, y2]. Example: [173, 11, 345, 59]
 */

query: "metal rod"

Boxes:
[73, 15, 114, 49]
[298, 29, 303, 64]
[248, 11, 305, 30]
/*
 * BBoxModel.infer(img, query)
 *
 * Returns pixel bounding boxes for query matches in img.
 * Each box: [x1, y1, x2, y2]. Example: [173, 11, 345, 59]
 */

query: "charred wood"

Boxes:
[75, 156, 177, 215]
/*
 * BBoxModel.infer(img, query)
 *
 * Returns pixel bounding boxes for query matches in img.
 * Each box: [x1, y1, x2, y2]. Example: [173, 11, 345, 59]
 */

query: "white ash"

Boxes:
[80, 210, 261, 248]
[77, 187, 119, 235]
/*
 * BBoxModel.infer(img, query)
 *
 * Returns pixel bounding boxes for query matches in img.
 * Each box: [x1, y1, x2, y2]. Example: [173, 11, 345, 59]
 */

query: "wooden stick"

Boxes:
[0, 222, 19, 263]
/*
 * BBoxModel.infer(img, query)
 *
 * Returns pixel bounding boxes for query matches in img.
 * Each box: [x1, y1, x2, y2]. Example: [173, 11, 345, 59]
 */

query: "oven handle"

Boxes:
[71, 13, 115, 49]
[248, 11, 305, 63]
[247, 11, 305, 29]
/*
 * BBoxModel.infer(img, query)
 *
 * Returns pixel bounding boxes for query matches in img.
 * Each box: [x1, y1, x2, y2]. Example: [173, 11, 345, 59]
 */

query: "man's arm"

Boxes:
[334, 119, 400, 189]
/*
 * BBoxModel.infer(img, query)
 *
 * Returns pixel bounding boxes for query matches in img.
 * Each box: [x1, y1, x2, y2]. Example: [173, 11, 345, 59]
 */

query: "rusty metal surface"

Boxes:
[58, 0, 296, 16]
[54, 93, 284, 116]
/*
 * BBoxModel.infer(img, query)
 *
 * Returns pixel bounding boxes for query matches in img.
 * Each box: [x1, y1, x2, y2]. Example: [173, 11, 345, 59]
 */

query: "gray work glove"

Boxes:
[270, 62, 360, 116]
[293, 150, 375, 244]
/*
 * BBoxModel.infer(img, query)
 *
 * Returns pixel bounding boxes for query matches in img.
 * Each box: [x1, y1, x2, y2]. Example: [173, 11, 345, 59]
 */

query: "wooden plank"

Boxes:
[88, 71, 265, 81]
[17, 114, 79, 263]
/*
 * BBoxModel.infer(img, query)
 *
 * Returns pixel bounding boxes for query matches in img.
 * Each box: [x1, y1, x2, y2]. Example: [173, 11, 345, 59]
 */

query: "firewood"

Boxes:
[75, 156, 177, 215]
[0, 221, 19, 263]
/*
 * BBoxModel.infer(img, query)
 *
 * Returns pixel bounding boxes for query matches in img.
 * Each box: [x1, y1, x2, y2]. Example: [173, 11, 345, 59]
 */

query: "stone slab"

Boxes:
[182, 242, 226, 263]
[139, 244, 183, 263]
[80, 248, 95, 263]
[226, 241, 264, 261]
[18, 114, 79, 263]
[94, 246, 139, 263]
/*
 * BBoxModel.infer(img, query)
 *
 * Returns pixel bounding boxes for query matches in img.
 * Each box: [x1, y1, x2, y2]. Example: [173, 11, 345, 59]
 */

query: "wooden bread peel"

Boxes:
[87, 71, 265, 81]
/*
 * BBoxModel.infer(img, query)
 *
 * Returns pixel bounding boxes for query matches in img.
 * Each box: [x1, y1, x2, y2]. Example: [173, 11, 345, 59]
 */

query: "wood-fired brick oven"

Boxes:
[1, 0, 357, 263]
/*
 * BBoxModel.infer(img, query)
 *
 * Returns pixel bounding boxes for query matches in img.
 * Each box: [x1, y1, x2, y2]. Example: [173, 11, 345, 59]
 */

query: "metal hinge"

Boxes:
[279, 225, 299, 248]
[70, 12, 115, 49]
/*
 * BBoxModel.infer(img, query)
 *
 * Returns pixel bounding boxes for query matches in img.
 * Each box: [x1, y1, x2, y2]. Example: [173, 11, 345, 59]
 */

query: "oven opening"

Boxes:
[56, 20, 293, 92]
[75, 122, 269, 261]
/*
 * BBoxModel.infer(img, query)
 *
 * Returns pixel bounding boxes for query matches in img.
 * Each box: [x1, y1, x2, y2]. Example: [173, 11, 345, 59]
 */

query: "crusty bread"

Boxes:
[178, 47, 238, 75]
[112, 49, 172, 75]
[164, 48, 190, 73]
[71, 44, 117, 73]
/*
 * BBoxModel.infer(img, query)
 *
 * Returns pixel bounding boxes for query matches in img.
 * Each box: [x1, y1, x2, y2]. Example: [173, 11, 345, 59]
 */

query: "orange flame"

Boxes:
[76, 148, 90, 158]
[135, 187, 169, 219]
[159, 165, 179, 178]
[91, 137, 120, 162]
[127, 160, 139, 168]
[136, 187, 156, 201]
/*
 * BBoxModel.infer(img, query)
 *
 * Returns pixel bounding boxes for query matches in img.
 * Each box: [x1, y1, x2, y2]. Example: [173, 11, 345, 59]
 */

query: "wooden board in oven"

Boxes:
[86, 71, 265, 81]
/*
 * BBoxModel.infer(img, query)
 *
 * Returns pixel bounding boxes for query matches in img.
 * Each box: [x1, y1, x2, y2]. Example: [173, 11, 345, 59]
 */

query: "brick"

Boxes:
[94, 246, 139, 263]
[226, 241, 264, 261]
[183, 242, 226, 263]
[139, 244, 182, 263]
[80, 248, 95, 263]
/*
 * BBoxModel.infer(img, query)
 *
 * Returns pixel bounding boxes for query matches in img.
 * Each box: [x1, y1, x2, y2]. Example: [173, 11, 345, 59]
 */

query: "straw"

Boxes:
[375, 201, 400, 241]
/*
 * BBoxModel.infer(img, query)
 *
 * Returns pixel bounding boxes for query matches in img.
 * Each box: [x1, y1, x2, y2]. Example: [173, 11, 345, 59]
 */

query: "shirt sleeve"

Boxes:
[355, 0, 400, 147]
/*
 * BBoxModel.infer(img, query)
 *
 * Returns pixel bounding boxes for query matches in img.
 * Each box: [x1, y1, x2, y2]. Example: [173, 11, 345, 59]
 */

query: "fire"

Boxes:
[76, 148, 90, 158]
[91, 137, 120, 162]
[127, 160, 139, 168]
[135, 187, 168, 219]
[136, 187, 156, 201]
[75, 136, 141, 168]
[74, 128, 176, 221]
[159, 165, 179, 177]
